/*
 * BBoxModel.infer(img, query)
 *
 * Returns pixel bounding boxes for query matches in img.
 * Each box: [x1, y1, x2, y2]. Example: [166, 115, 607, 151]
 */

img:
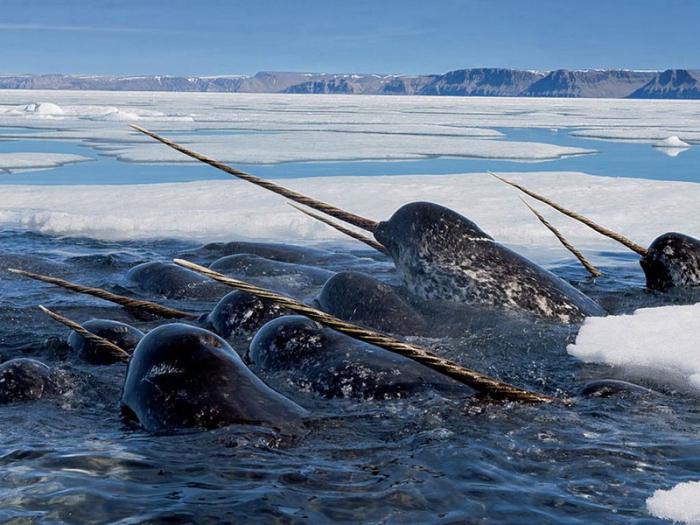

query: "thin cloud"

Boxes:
[0, 23, 154, 33]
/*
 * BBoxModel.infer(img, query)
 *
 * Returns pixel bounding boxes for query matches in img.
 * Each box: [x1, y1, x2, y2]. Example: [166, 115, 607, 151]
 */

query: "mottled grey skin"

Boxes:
[203, 290, 288, 340]
[120, 324, 308, 434]
[248, 316, 471, 400]
[211, 254, 334, 285]
[640, 233, 700, 292]
[316, 272, 427, 336]
[579, 379, 656, 398]
[373, 202, 604, 324]
[126, 261, 229, 301]
[0, 359, 64, 404]
[68, 319, 144, 365]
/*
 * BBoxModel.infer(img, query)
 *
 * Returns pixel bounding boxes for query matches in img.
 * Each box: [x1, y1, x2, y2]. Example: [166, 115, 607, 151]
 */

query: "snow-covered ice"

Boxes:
[568, 303, 700, 392]
[22, 102, 65, 116]
[0, 90, 699, 165]
[654, 135, 691, 148]
[653, 135, 691, 157]
[111, 131, 593, 164]
[0, 152, 91, 173]
[647, 481, 700, 524]
[0, 171, 697, 254]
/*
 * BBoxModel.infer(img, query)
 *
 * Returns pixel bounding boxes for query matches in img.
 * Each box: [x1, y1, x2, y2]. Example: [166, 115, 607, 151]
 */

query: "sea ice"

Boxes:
[0, 152, 91, 173]
[568, 303, 700, 392]
[2, 91, 700, 163]
[0, 171, 697, 255]
[647, 481, 700, 524]
[111, 130, 594, 164]
[653, 135, 691, 148]
[22, 102, 65, 116]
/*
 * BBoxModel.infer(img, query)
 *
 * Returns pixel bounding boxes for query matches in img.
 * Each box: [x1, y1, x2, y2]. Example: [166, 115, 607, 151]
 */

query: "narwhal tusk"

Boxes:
[129, 124, 379, 233]
[174, 258, 564, 405]
[520, 198, 603, 278]
[9, 268, 195, 320]
[489, 172, 649, 257]
[39, 305, 130, 362]
[287, 202, 388, 255]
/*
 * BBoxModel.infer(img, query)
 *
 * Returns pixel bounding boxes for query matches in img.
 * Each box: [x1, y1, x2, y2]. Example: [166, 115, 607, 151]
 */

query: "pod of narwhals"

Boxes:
[2, 233, 665, 434]
[4, 127, 697, 436]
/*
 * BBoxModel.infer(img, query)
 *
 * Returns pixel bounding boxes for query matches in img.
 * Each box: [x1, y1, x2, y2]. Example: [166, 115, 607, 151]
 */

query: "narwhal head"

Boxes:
[640, 232, 700, 291]
[491, 174, 700, 293]
[374, 201, 493, 261]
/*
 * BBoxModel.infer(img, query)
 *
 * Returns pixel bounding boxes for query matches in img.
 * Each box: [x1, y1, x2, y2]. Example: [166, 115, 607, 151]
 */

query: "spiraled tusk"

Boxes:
[174, 258, 564, 405]
[489, 172, 648, 257]
[288, 203, 388, 255]
[39, 305, 130, 362]
[520, 198, 602, 278]
[130, 125, 378, 233]
[10, 268, 195, 320]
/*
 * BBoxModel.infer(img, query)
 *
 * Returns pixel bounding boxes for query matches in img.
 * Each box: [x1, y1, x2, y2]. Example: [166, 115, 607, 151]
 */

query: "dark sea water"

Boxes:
[1, 230, 699, 524]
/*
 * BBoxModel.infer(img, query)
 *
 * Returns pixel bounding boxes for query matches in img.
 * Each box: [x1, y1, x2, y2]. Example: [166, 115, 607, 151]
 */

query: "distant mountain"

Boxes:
[628, 69, 700, 99]
[0, 73, 246, 92]
[419, 68, 544, 97]
[522, 69, 656, 98]
[2, 68, 698, 99]
[282, 73, 439, 95]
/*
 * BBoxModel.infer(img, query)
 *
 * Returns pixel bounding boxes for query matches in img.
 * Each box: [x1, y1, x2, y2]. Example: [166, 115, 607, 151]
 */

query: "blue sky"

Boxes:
[1, 0, 698, 75]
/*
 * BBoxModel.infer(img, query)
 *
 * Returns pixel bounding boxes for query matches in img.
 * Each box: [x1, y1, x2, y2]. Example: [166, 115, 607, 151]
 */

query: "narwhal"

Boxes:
[491, 173, 700, 292]
[37, 305, 310, 434]
[130, 125, 604, 324]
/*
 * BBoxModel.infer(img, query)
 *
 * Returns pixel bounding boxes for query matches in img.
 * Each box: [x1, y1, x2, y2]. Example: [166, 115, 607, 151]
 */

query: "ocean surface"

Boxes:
[1, 92, 699, 523]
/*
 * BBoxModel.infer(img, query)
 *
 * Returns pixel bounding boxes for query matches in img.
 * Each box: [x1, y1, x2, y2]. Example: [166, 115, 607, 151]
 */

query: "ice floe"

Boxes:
[0, 152, 91, 173]
[0, 171, 697, 252]
[654, 135, 691, 148]
[22, 102, 65, 116]
[1, 91, 700, 164]
[647, 481, 700, 524]
[112, 130, 593, 164]
[568, 303, 700, 392]
[652, 135, 692, 157]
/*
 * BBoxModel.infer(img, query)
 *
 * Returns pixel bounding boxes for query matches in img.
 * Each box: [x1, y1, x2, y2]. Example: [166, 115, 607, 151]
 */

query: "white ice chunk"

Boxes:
[653, 135, 691, 148]
[647, 481, 700, 524]
[98, 108, 143, 121]
[568, 303, 700, 392]
[23, 102, 64, 115]
[0, 153, 91, 173]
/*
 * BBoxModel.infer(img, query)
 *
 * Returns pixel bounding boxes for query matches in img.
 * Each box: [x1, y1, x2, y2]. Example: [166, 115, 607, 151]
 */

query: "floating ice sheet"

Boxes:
[2, 90, 700, 165]
[0, 152, 91, 173]
[568, 303, 700, 392]
[0, 171, 697, 256]
[647, 481, 700, 524]
[654, 136, 691, 148]
[110, 131, 594, 164]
